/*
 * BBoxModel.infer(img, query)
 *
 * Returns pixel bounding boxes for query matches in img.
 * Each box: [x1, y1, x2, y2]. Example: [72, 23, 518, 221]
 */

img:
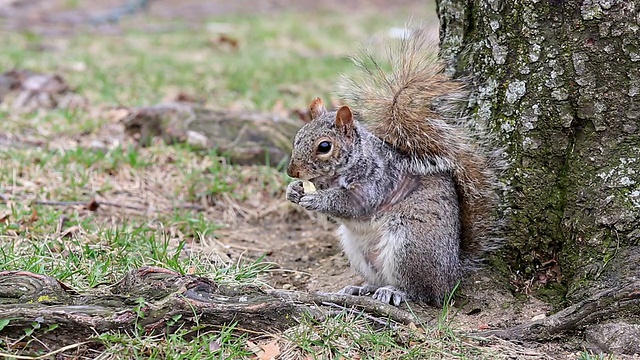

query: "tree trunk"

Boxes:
[436, 0, 640, 351]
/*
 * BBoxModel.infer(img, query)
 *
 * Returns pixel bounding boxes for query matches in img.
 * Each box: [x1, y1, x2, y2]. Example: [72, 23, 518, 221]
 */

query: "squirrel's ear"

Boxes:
[309, 97, 327, 121]
[335, 106, 354, 137]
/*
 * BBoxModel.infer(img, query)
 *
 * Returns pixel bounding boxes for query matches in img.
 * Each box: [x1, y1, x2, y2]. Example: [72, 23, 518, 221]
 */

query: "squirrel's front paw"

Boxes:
[298, 193, 322, 211]
[287, 181, 323, 211]
[286, 180, 304, 204]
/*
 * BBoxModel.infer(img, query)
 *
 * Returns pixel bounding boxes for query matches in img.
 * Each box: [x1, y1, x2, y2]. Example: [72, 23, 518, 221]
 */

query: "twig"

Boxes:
[34, 199, 147, 211]
[32, 199, 205, 213]
[173, 203, 207, 211]
[55, 215, 68, 236]
[90, 0, 151, 25]
[267, 289, 421, 326]
[0, 341, 90, 359]
[33, 200, 85, 207]
[215, 241, 272, 253]
[223, 123, 250, 150]
[96, 201, 150, 211]
[477, 280, 640, 342]
[321, 301, 400, 329]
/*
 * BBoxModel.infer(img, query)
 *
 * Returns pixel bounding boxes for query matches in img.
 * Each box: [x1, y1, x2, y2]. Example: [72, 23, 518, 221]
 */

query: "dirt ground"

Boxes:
[1, 1, 632, 359]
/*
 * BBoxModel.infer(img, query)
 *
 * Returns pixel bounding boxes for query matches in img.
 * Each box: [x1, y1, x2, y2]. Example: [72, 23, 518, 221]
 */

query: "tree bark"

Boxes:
[436, 0, 640, 351]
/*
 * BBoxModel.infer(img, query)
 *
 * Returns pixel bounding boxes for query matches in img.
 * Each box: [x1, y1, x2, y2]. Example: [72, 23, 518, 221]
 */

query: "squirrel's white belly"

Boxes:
[336, 219, 400, 287]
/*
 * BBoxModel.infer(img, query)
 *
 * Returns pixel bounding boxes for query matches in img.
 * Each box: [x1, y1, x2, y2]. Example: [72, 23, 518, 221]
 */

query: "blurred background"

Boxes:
[0, 2, 593, 359]
[0, 0, 438, 110]
[0, 0, 438, 299]
[0, 1, 442, 356]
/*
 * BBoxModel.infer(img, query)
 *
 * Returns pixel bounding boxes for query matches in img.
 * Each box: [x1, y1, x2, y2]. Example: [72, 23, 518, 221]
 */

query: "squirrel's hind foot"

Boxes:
[338, 284, 379, 296]
[372, 286, 406, 306]
[338, 284, 407, 306]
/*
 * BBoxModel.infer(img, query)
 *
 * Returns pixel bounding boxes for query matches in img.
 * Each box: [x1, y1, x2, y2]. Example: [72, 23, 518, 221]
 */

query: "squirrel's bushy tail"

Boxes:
[336, 25, 501, 268]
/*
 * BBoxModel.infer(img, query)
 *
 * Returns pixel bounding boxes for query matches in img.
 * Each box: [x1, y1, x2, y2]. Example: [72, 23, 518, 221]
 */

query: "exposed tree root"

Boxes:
[0, 267, 418, 347]
[2, 267, 638, 355]
[478, 280, 640, 342]
[120, 103, 303, 167]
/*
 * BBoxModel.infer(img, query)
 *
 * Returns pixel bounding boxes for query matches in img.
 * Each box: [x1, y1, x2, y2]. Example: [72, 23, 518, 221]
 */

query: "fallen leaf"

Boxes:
[85, 199, 100, 211]
[60, 225, 81, 238]
[186, 130, 209, 148]
[271, 99, 287, 117]
[209, 338, 221, 352]
[292, 108, 312, 123]
[246, 340, 263, 358]
[258, 341, 281, 360]
[210, 34, 239, 50]
[22, 73, 68, 93]
[465, 308, 482, 316]
[28, 208, 38, 223]
[531, 313, 546, 321]
[174, 92, 198, 103]
[104, 108, 131, 123]
[70, 62, 87, 72]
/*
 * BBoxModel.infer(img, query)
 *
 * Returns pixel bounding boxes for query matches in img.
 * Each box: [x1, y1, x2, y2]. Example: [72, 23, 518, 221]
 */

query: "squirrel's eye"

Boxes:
[316, 141, 332, 154]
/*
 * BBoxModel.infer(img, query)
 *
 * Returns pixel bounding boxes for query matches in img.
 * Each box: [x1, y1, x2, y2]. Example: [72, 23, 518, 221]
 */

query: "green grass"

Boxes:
[95, 323, 256, 359]
[1, 9, 424, 110]
[577, 352, 616, 360]
[0, 3, 547, 359]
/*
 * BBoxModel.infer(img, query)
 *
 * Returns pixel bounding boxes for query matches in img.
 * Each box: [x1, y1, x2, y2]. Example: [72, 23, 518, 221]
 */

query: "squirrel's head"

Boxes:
[287, 97, 358, 187]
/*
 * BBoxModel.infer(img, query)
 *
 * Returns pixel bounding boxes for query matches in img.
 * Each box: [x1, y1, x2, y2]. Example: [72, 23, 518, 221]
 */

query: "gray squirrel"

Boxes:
[285, 26, 501, 307]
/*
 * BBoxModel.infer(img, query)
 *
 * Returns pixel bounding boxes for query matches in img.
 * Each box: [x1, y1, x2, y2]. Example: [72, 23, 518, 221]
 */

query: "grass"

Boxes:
[0, 2, 558, 359]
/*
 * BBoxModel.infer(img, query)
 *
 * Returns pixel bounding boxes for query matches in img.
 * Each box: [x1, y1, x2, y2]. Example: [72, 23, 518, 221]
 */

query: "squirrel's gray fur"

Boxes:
[285, 25, 501, 307]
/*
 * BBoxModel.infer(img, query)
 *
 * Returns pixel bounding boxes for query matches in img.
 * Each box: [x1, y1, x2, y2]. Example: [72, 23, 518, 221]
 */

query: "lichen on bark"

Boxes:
[437, 0, 640, 305]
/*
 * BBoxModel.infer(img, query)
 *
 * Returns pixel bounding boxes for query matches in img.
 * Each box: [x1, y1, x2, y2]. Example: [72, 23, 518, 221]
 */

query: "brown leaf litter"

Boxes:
[0, 69, 87, 110]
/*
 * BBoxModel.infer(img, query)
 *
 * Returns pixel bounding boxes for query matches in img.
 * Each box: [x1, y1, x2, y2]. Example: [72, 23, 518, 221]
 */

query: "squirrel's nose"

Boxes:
[287, 162, 299, 178]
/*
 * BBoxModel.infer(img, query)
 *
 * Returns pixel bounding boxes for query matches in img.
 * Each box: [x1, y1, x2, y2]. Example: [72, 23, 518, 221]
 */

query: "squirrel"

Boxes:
[285, 26, 501, 307]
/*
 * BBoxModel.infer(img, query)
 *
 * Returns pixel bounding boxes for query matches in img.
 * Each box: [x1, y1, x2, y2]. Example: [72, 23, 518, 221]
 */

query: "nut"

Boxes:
[302, 180, 316, 193]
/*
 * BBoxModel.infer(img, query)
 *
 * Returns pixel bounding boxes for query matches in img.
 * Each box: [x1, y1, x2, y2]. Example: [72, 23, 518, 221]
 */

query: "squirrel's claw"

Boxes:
[287, 181, 322, 211]
[338, 284, 406, 306]
[373, 286, 406, 307]
[286, 180, 304, 204]
[338, 284, 378, 296]
[298, 194, 321, 211]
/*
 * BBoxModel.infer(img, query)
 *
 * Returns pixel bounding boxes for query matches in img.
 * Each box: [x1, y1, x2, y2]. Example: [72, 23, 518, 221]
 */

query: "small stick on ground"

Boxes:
[90, 0, 151, 25]
[321, 301, 402, 329]
[55, 215, 68, 236]
[32, 199, 206, 213]
[267, 289, 422, 326]
[0, 341, 91, 360]
[478, 280, 640, 342]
